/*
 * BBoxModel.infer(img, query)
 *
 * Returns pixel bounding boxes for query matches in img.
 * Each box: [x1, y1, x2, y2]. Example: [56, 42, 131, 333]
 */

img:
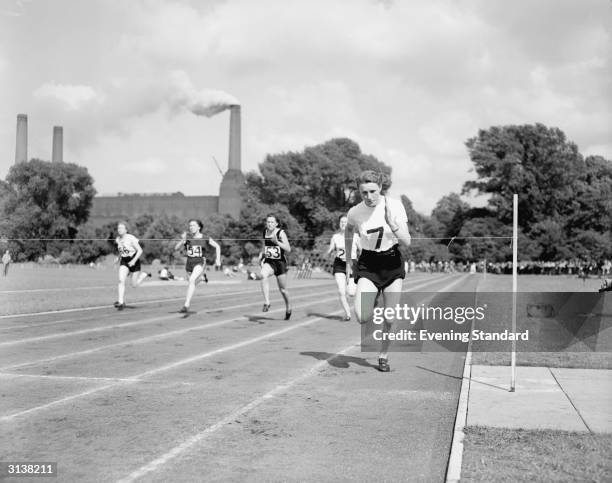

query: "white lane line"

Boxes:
[0, 372, 139, 383]
[0, 289, 334, 347]
[0, 274, 458, 422]
[0, 312, 346, 422]
[0, 279, 339, 319]
[0, 294, 340, 371]
[0, 296, 191, 320]
[0, 275, 452, 369]
[0, 274, 448, 344]
[0, 383, 120, 420]
[0, 286, 283, 330]
[117, 338, 360, 483]
[0, 285, 115, 294]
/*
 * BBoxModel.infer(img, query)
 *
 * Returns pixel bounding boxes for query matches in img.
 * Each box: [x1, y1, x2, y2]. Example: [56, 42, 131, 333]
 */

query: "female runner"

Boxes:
[326, 214, 360, 321]
[345, 171, 411, 372]
[260, 214, 292, 320]
[114, 221, 149, 310]
[174, 219, 221, 313]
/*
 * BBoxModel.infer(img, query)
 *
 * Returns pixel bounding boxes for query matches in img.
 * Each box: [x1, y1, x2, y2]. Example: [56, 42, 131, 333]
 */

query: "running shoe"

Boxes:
[343, 314, 351, 321]
[284, 309, 292, 320]
[113, 301, 120, 307]
[262, 304, 271, 312]
[179, 306, 189, 313]
[116, 303, 125, 311]
[378, 358, 390, 372]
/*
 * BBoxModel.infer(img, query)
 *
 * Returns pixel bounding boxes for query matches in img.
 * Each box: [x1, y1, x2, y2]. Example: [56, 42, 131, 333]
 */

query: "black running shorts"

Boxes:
[332, 257, 347, 275]
[186, 257, 205, 274]
[120, 255, 141, 273]
[355, 244, 405, 290]
[264, 259, 288, 276]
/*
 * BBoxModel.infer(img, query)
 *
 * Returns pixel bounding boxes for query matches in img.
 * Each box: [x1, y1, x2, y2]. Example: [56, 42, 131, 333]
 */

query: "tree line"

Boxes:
[1, 124, 610, 265]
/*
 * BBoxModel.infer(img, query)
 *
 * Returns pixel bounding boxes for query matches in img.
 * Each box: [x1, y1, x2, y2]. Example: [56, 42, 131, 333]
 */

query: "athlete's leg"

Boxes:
[378, 278, 404, 362]
[117, 265, 129, 305]
[184, 264, 204, 309]
[334, 273, 351, 319]
[131, 270, 148, 287]
[354, 277, 378, 324]
[276, 273, 291, 314]
[260, 263, 274, 309]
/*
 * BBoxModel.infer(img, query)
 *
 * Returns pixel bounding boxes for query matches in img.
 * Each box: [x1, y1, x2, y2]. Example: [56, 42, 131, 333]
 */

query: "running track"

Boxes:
[0, 272, 479, 482]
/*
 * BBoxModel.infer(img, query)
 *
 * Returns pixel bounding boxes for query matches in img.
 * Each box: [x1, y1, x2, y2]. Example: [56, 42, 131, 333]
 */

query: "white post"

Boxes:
[510, 194, 518, 392]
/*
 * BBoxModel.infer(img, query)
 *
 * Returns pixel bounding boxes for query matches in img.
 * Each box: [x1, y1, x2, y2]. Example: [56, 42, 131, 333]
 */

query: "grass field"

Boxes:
[472, 273, 612, 369]
[463, 273, 612, 482]
[462, 427, 612, 482]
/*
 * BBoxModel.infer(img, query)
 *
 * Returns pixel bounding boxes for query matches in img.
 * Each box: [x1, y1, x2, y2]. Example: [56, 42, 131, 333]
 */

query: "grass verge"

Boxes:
[461, 426, 612, 482]
[471, 351, 612, 369]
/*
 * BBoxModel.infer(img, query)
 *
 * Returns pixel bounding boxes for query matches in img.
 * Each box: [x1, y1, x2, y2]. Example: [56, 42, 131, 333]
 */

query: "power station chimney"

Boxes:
[15, 114, 28, 164]
[52, 126, 63, 162]
[218, 105, 245, 219]
[228, 105, 241, 171]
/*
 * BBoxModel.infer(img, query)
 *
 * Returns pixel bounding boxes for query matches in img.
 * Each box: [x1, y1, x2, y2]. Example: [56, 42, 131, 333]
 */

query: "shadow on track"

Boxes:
[246, 315, 275, 324]
[306, 312, 348, 322]
[300, 351, 378, 370]
[416, 365, 463, 381]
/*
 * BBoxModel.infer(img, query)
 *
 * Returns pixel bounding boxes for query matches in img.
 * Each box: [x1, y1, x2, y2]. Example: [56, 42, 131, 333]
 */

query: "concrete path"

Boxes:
[468, 365, 612, 433]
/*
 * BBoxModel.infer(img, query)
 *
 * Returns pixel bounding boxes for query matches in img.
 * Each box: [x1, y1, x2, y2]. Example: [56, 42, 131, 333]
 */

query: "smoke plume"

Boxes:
[169, 70, 239, 117]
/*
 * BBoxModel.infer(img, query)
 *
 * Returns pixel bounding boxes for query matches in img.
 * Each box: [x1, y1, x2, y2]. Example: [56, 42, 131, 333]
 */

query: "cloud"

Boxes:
[123, 157, 167, 175]
[0, 0, 32, 17]
[418, 111, 478, 156]
[2, 0, 609, 213]
[33, 82, 104, 111]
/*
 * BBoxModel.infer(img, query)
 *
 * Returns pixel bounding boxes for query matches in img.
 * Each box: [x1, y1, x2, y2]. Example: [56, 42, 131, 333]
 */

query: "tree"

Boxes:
[141, 214, 185, 263]
[430, 193, 470, 240]
[463, 124, 583, 228]
[463, 124, 612, 261]
[223, 186, 308, 265]
[247, 138, 391, 243]
[567, 156, 612, 235]
[400, 195, 429, 237]
[69, 223, 114, 263]
[456, 217, 512, 262]
[2, 160, 96, 260]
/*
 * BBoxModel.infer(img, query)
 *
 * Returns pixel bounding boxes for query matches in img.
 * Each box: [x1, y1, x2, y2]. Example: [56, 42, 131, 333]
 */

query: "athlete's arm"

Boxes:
[174, 232, 187, 251]
[259, 239, 265, 265]
[276, 230, 291, 253]
[384, 197, 411, 249]
[129, 239, 144, 266]
[352, 233, 362, 259]
[326, 236, 336, 257]
[344, 218, 356, 279]
[208, 238, 221, 267]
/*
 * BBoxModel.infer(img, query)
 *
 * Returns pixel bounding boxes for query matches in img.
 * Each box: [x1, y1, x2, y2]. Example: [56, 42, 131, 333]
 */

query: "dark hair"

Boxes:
[357, 170, 391, 193]
[188, 219, 204, 230]
[265, 214, 279, 224]
[117, 220, 129, 231]
[338, 214, 348, 223]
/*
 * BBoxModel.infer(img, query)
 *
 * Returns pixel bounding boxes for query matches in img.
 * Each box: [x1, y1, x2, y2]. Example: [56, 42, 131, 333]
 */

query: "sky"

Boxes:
[1, 0, 610, 215]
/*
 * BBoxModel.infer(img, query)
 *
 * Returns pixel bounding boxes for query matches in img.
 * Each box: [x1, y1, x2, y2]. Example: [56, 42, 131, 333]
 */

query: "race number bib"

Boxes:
[187, 245, 203, 257]
[265, 246, 281, 260]
[118, 246, 133, 257]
